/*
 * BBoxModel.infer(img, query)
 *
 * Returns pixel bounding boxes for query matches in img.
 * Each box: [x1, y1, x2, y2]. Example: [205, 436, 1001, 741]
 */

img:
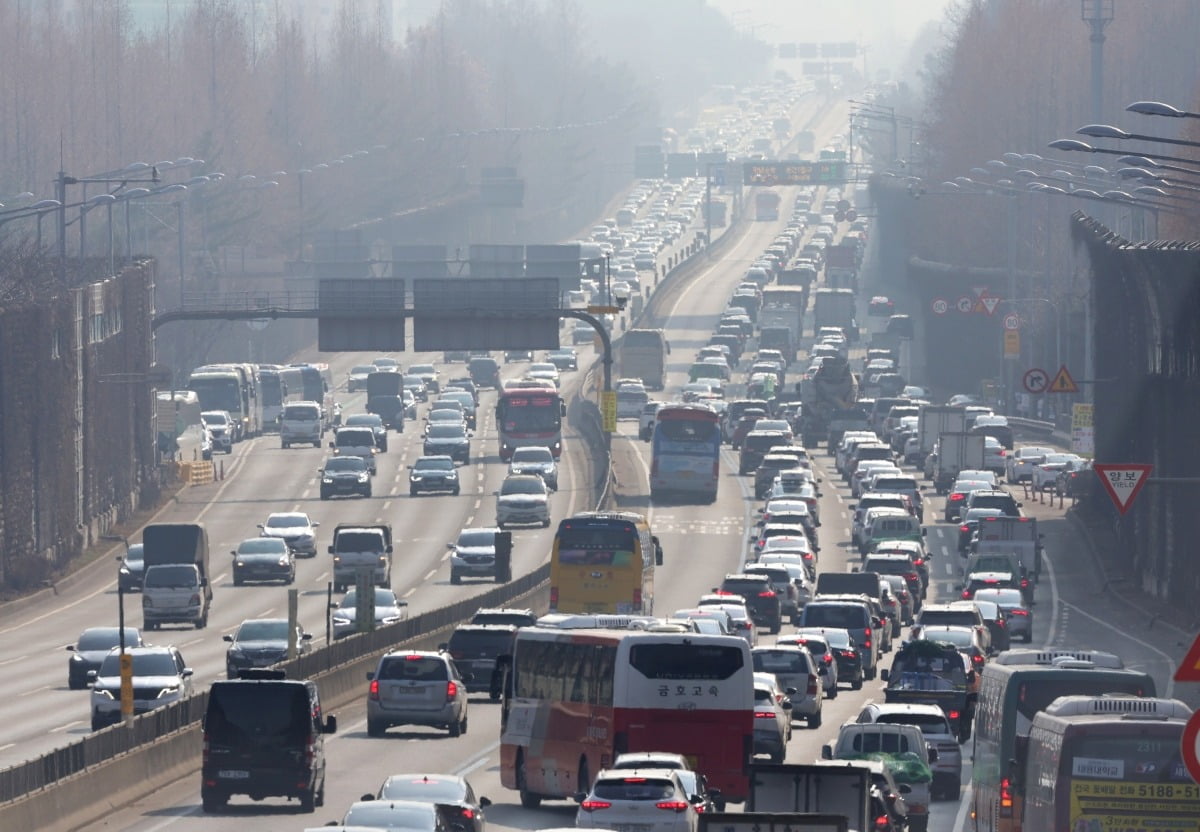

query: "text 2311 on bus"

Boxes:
[550, 512, 662, 615]
[650, 405, 721, 503]
[496, 383, 565, 461]
[499, 623, 754, 807]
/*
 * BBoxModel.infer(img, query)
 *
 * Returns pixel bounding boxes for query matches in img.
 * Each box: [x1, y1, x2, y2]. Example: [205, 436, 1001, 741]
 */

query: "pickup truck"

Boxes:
[328, 524, 392, 593]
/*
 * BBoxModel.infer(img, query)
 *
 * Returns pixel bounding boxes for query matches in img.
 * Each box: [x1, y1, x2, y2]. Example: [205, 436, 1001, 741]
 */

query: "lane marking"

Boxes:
[19, 685, 50, 698]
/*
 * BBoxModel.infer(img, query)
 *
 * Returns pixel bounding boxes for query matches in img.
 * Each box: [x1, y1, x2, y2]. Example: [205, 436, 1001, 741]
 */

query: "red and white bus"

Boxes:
[496, 381, 565, 461]
[499, 623, 753, 807]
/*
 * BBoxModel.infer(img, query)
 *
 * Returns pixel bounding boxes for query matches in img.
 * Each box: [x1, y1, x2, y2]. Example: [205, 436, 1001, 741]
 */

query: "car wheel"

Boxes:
[201, 789, 226, 813]
[299, 786, 315, 812]
[281, 442, 290, 449]
[367, 719, 386, 738]
[808, 711, 822, 729]
[450, 571, 462, 585]
[542, 518, 551, 528]
[91, 716, 105, 731]
[851, 678, 863, 691]
[68, 675, 82, 691]
[449, 715, 462, 737]
[452, 488, 460, 496]
[517, 754, 541, 809]
[769, 748, 785, 764]
[827, 685, 838, 699]
[319, 492, 329, 501]
[1023, 632, 1033, 643]
[410, 487, 419, 497]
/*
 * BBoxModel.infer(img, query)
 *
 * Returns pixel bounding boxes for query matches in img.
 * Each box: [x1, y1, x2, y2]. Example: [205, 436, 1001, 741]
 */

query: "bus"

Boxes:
[550, 511, 661, 615]
[754, 189, 781, 221]
[257, 365, 285, 432]
[499, 623, 754, 807]
[290, 363, 334, 427]
[496, 383, 565, 461]
[187, 366, 260, 441]
[1023, 695, 1198, 832]
[650, 405, 721, 503]
[619, 329, 670, 391]
[972, 650, 1157, 832]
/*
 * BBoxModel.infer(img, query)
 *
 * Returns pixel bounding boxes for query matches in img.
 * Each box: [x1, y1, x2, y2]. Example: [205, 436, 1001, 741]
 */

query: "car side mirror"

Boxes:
[928, 746, 939, 762]
[86, 670, 99, 682]
[366, 671, 376, 681]
[323, 714, 337, 734]
[821, 744, 833, 760]
[328, 441, 334, 448]
[560, 401, 567, 416]
[230, 550, 237, 556]
[921, 527, 927, 536]
[785, 687, 797, 696]
[438, 642, 448, 651]
[327, 545, 335, 554]
[223, 634, 234, 642]
[182, 668, 195, 678]
[880, 668, 890, 682]
[573, 792, 586, 803]
[302, 633, 313, 641]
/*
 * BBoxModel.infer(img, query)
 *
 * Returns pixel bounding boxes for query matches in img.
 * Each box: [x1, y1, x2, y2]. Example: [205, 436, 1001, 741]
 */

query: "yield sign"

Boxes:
[1175, 633, 1200, 683]
[1094, 463, 1153, 515]
[980, 296, 1001, 316]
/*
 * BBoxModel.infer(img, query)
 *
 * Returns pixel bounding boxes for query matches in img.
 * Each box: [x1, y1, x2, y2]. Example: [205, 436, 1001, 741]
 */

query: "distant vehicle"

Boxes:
[67, 626, 143, 690]
[223, 618, 312, 678]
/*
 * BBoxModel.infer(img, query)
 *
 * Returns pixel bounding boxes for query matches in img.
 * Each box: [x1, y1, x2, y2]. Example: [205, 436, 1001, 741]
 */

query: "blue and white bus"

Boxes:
[649, 404, 721, 503]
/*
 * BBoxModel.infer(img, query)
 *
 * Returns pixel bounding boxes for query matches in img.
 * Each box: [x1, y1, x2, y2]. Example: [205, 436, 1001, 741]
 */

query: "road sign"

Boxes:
[981, 296, 1001, 316]
[1003, 313, 1020, 331]
[1071, 403, 1095, 455]
[932, 298, 948, 316]
[1181, 710, 1200, 785]
[1175, 634, 1200, 683]
[956, 296, 974, 314]
[1023, 367, 1048, 393]
[972, 286, 988, 297]
[1004, 330, 1020, 358]
[246, 318, 270, 331]
[1094, 463, 1153, 515]
[600, 391, 617, 433]
[1048, 364, 1079, 393]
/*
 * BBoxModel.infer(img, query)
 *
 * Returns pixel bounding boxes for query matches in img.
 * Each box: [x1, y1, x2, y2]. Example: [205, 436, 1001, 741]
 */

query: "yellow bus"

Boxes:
[1023, 695, 1198, 832]
[549, 512, 662, 615]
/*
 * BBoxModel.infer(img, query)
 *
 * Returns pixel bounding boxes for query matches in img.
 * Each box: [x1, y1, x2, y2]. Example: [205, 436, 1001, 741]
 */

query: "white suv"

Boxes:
[495, 474, 551, 529]
[89, 645, 193, 730]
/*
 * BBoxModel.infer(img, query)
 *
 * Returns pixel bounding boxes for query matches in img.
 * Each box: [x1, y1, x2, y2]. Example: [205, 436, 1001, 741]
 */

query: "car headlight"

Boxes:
[70, 654, 84, 663]
[228, 647, 245, 658]
[119, 566, 130, 576]
[358, 473, 369, 482]
[322, 477, 334, 484]
[235, 560, 246, 568]
[410, 474, 422, 482]
[157, 685, 180, 698]
[278, 557, 290, 566]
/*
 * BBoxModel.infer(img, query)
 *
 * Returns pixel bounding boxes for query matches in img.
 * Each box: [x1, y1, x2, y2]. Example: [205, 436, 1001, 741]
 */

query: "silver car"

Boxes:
[366, 650, 469, 737]
[973, 587, 1034, 643]
[495, 474, 550, 529]
[332, 587, 409, 640]
[752, 646, 823, 729]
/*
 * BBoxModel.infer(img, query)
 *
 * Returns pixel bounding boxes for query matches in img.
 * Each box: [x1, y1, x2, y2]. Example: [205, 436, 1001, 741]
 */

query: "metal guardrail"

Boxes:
[0, 564, 549, 804]
[1007, 416, 1057, 436]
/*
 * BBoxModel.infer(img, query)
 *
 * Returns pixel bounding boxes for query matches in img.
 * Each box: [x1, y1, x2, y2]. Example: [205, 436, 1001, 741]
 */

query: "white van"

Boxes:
[279, 401, 323, 449]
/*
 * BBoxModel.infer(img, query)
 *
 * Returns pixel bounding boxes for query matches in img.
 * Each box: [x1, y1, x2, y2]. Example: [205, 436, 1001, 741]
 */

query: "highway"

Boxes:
[5, 86, 1183, 832]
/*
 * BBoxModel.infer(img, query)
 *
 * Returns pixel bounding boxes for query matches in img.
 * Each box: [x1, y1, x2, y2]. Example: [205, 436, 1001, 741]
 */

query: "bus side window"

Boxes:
[652, 536, 663, 566]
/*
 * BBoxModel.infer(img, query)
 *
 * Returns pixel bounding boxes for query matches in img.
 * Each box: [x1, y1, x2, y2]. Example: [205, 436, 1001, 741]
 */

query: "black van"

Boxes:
[443, 624, 519, 698]
[201, 670, 336, 813]
[468, 356, 501, 389]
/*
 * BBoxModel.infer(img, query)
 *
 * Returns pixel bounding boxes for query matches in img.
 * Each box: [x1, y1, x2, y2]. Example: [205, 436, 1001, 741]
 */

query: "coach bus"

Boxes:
[1023, 695, 1198, 832]
[650, 404, 721, 503]
[619, 329, 669, 391]
[496, 381, 565, 461]
[972, 649, 1156, 832]
[499, 623, 753, 807]
[257, 365, 285, 432]
[550, 511, 661, 615]
[187, 365, 260, 441]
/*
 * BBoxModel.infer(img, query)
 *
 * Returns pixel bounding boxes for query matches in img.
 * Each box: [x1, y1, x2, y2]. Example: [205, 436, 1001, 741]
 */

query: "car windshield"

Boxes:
[236, 620, 289, 641]
[342, 588, 399, 608]
[592, 778, 677, 801]
[237, 538, 288, 554]
[344, 804, 435, 829]
[345, 415, 381, 428]
[202, 412, 228, 425]
[351, 365, 375, 375]
[410, 364, 435, 375]
[266, 515, 308, 529]
[283, 405, 319, 420]
[512, 447, 553, 463]
[379, 777, 467, 802]
[974, 588, 1024, 605]
[416, 458, 454, 471]
[77, 628, 138, 651]
[98, 651, 177, 676]
[922, 628, 975, 647]
[502, 478, 545, 495]
[530, 364, 557, 374]
[877, 713, 952, 735]
[457, 530, 496, 548]
[324, 457, 366, 473]
[428, 425, 466, 438]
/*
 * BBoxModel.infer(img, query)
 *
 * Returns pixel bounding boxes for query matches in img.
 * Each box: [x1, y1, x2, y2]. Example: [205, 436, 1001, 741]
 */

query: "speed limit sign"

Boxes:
[1004, 313, 1020, 331]
[932, 298, 949, 316]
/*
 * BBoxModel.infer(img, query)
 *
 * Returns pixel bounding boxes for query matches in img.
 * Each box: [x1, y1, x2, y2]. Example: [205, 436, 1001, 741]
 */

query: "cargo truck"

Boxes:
[812, 288, 857, 341]
[745, 763, 870, 831]
[916, 405, 966, 464]
[141, 523, 211, 630]
[932, 431, 986, 494]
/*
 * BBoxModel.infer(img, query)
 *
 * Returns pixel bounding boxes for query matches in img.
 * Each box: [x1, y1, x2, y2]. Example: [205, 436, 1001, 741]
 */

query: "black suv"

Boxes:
[739, 430, 790, 475]
[469, 607, 537, 627]
[754, 453, 803, 499]
[718, 573, 782, 634]
[468, 356, 501, 388]
[201, 669, 336, 813]
[963, 489, 1022, 518]
[443, 624, 518, 699]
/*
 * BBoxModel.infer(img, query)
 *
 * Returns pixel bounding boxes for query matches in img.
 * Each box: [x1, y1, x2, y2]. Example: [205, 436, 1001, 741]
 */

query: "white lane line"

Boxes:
[19, 685, 50, 698]
[382, 501, 392, 510]
[1042, 549, 1062, 650]
[0, 654, 28, 667]
[0, 743, 14, 752]
[424, 569, 437, 581]
[442, 551, 452, 562]
[50, 721, 84, 733]
[474, 499, 481, 509]
[454, 741, 501, 776]
[315, 571, 329, 582]
[179, 637, 206, 649]
[403, 588, 416, 598]
[291, 504, 301, 512]
[954, 785, 974, 832]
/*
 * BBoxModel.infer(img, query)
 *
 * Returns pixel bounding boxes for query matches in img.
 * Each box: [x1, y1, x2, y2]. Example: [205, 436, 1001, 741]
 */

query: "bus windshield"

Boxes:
[556, 525, 636, 566]
[188, 377, 241, 413]
[499, 396, 560, 431]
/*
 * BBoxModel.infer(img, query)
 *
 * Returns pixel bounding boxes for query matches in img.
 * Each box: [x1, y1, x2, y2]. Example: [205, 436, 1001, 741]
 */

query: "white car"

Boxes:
[495, 474, 551, 528]
[1031, 453, 1084, 491]
[257, 511, 319, 557]
[576, 768, 700, 832]
[525, 363, 560, 386]
[1005, 445, 1055, 483]
[331, 587, 408, 639]
[200, 410, 234, 453]
[983, 436, 1007, 477]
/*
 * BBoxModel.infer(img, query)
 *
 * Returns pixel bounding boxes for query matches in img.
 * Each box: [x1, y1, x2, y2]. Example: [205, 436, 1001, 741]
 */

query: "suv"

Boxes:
[739, 430, 790, 474]
[798, 598, 880, 680]
[963, 489, 1022, 518]
[912, 602, 989, 651]
[443, 624, 518, 699]
[448, 527, 502, 584]
[468, 356, 501, 388]
[90, 645, 193, 730]
[717, 574, 783, 633]
[495, 474, 551, 529]
[742, 563, 803, 624]
[201, 410, 235, 453]
[752, 645, 823, 729]
[864, 553, 925, 606]
[366, 650, 470, 737]
[200, 670, 336, 812]
[279, 401, 323, 448]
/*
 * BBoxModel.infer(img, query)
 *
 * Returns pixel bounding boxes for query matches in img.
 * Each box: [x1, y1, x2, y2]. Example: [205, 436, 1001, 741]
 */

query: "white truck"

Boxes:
[328, 524, 393, 593]
[141, 523, 212, 630]
[971, 515, 1043, 588]
[821, 723, 934, 832]
[745, 763, 870, 829]
[916, 405, 966, 465]
[932, 431, 986, 494]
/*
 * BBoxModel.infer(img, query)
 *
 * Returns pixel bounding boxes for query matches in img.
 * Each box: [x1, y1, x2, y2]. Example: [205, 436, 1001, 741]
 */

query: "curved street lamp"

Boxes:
[1077, 123, 1200, 150]
[1126, 100, 1200, 120]
[1048, 138, 1200, 168]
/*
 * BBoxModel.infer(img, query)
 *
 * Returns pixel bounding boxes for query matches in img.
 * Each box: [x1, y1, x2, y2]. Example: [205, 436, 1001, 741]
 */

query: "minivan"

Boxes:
[279, 401, 323, 449]
[860, 508, 924, 556]
[468, 356, 501, 389]
[201, 670, 336, 813]
[798, 599, 880, 679]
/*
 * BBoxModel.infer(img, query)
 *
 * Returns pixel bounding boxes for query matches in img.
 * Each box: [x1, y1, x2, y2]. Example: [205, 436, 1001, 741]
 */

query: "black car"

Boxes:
[443, 624, 518, 697]
[717, 573, 782, 633]
[371, 773, 492, 832]
[200, 670, 336, 813]
[424, 423, 471, 464]
[231, 537, 296, 585]
[66, 626, 144, 689]
[349, 410, 396, 445]
[117, 542, 145, 592]
[223, 618, 312, 678]
[468, 356, 501, 389]
[319, 456, 372, 500]
[798, 627, 864, 691]
[445, 378, 478, 404]
[410, 455, 461, 496]
[739, 430, 790, 475]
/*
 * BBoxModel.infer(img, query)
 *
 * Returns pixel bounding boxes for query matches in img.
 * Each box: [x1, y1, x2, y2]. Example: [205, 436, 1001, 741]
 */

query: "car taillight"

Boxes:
[580, 800, 612, 812]
[550, 586, 559, 608]
[369, 680, 381, 701]
[1020, 578, 1030, 588]
[446, 680, 458, 701]
[807, 676, 818, 696]
[657, 801, 690, 812]
[633, 588, 643, 609]
[755, 710, 777, 719]
[913, 558, 925, 567]
[950, 493, 965, 501]
[948, 709, 960, 721]
[1010, 608, 1029, 616]
[906, 572, 919, 582]
[1000, 777, 1013, 816]
[874, 815, 891, 830]
[822, 654, 833, 664]
[972, 654, 985, 665]
[840, 649, 856, 659]
[758, 590, 776, 598]
[962, 590, 973, 599]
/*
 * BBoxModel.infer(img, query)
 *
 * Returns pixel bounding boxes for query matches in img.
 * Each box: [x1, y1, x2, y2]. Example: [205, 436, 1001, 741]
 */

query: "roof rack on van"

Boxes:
[236, 668, 288, 680]
[535, 613, 659, 630]
[1043, 695, 1191, 720]
[992, 649, 1124, 669]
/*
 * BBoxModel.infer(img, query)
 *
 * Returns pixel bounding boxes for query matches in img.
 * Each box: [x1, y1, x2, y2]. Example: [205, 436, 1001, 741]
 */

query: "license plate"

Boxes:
[617, 825, 653, 832]
[389, 686, 421, 696]
[218, 770, 250, 779]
